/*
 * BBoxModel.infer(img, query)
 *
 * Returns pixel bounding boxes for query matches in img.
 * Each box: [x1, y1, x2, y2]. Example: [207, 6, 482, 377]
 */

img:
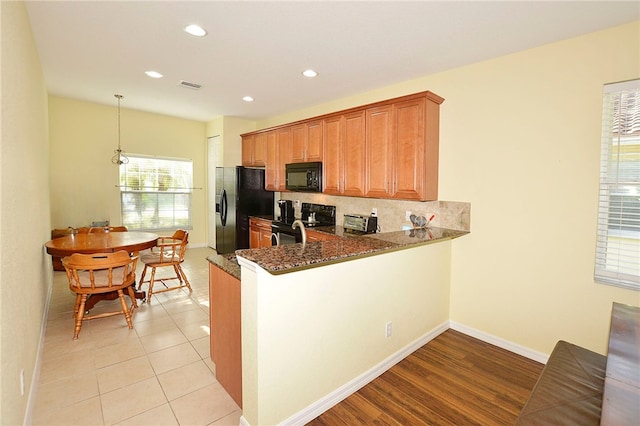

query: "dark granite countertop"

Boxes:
[207, 253, 241, 280]
[234, 226, 468, 275]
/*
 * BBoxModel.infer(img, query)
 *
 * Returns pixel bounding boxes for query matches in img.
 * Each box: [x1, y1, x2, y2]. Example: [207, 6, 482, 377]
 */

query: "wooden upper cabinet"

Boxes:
[322, 115, 343, 195]
[241, 134, 253, 166]
[307, 121, 323, 162]
[342, 111, 366, 197]
[264, 131, 278, 190]
[277, 127, 292, 191]
[365, 105, 394, 198]
[365, 94, 441, 201]
[322, 111, 365, 196]
[265, 128, 291, 191]
[242, 90, 443, 200]
[291, 124, 307, 163]
[242, 133, 266, 167]
[292, 121, 323, 163]
[394, 97, 431, 200]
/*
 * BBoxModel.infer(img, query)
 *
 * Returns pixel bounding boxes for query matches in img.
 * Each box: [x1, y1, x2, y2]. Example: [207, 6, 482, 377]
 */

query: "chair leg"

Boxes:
[126, 285, 138, 310]
[147, 267, 157, 303]
[138, 265, 149, 291]
[73, 294, 88, 340]
[176, 265, 192, 292]
[73, 293, 82, 318]
[118, 289, 134, 329]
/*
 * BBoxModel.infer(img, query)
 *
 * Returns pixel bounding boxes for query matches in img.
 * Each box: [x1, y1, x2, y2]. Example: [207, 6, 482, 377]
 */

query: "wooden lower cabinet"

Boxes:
[209, 264, 242, 407]
[249, 217, 273, 248]
[306, 229, 339, 242]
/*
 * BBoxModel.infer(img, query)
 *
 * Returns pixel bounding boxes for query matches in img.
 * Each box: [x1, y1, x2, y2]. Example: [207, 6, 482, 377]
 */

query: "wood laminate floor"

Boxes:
[307, 329, 544, 426]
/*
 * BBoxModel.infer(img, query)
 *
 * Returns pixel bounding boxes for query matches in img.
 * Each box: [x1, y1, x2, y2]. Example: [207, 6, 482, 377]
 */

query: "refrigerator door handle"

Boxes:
[221, 189, 228, 226]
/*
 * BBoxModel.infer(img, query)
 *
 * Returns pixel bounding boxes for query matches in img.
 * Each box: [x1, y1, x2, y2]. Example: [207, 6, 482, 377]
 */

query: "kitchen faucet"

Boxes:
[292, 219, 307, 246]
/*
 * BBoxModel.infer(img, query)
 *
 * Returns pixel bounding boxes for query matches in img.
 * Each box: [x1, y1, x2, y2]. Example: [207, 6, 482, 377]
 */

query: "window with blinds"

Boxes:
[595, 79, 640, 290]
[119, 155, 193, 231]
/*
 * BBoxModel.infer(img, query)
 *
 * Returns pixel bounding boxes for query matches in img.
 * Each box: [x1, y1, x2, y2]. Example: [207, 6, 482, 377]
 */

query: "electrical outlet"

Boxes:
[405, 211, 412, 221]
[371, 208, 377, 216]
[385, 321, 392, 338]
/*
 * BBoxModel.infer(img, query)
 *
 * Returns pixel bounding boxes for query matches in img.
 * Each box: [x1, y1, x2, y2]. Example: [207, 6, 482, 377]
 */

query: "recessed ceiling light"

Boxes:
[145, 70, 163, 79]
[184, 24, 207, 37]
[302, 69, 318, 78]
[242, 96, 255, 102]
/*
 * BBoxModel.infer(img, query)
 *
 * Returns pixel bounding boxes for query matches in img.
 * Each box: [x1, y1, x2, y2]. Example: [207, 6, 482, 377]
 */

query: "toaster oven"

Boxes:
[343, 214, 378, 234]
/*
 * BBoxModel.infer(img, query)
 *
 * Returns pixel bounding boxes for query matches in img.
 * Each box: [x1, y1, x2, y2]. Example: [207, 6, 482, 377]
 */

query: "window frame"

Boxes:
[119, 154, 193, 232]
[594, 79, 640, 291]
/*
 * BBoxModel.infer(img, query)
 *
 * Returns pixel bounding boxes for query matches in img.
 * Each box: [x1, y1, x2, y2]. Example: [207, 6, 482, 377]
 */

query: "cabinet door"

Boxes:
[394, 98, 426, 200]
[264, 131, 278, 191]
[241, 135, 254, 166]
[322, 115, 343, 195]
[277, 127, 292, 191]
[253, 133, 267, 166]
[342, 110, 366, 197]
[306, 120, 323, 161]
[290, 123, 307, 163]
[259, 229, 273, 248]
[366, 105, 394, 198]
[249, 226, 261, 248]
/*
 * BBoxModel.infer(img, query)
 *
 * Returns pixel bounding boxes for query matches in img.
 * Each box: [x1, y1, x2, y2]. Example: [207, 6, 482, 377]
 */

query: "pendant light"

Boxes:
[111, 94, 129, 165]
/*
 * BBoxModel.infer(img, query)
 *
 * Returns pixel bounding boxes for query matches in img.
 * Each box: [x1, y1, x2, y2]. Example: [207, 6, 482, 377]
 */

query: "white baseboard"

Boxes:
[239, 321, 548, 426]
[24, 270, 53, 425]
[449, 321, 549, 364]
[277, 321, 450, 426]
[189, 242, 208, 249]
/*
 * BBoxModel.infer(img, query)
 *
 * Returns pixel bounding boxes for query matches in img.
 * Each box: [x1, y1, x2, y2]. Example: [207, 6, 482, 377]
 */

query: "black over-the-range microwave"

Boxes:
[285, 162, 322, 192]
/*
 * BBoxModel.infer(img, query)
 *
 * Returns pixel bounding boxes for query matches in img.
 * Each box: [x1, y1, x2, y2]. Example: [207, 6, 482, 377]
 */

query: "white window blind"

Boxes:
[119, 155, 193, 231]
[595, 79, 640, 290]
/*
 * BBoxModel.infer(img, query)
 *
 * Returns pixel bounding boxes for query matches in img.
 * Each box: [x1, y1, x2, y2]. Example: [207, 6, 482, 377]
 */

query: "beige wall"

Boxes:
[205, 115, 255, 168]
[252, 21, 640, 355]
[240, 241, 452, 425]
[49, 96, 208, 242]
[0, 2, 51, 424]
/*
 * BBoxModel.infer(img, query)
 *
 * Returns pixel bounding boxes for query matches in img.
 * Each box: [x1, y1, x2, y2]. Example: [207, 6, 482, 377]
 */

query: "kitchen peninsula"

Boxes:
[208, 226, 468, 426]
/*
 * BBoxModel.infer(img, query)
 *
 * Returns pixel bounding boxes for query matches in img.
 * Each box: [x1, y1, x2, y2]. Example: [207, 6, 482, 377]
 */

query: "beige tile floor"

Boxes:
[31, 247, 242, 426]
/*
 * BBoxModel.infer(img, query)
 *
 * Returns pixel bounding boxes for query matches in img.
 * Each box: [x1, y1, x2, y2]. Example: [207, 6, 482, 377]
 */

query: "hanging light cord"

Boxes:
[112, 94, 129, 165]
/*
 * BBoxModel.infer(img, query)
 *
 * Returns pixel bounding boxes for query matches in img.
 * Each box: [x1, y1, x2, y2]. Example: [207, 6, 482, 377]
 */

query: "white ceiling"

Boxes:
[25, 1, 639, 122]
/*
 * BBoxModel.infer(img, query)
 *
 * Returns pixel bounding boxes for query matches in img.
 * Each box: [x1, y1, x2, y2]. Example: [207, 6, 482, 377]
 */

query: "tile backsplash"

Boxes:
[278, 193, 470, 232]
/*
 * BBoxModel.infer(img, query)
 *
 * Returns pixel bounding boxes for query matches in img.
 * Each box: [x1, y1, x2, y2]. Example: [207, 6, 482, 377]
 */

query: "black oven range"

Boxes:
[271, 202, 336, 246]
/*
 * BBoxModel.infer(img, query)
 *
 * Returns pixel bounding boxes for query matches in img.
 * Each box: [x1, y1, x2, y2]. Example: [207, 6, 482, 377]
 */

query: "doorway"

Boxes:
[207, 136, 221, 249]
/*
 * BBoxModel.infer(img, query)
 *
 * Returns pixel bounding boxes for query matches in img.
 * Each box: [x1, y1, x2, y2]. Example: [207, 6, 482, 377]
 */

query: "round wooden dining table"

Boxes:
[45, 231, 158, 257]
[45, 231, 158, 309]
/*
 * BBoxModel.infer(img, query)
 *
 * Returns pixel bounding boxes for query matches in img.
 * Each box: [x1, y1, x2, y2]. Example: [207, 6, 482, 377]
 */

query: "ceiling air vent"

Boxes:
[178, 80, 202, 90]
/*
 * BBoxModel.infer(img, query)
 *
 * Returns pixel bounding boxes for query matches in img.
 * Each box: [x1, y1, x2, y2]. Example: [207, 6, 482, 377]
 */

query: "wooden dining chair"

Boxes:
[88, 225, 128, 233]
[62, 250, 138, 339]
[138, 229, 191, 303]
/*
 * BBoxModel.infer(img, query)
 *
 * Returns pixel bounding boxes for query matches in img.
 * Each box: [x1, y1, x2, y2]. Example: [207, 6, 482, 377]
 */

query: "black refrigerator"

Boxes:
[215, 166, 274, 254]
